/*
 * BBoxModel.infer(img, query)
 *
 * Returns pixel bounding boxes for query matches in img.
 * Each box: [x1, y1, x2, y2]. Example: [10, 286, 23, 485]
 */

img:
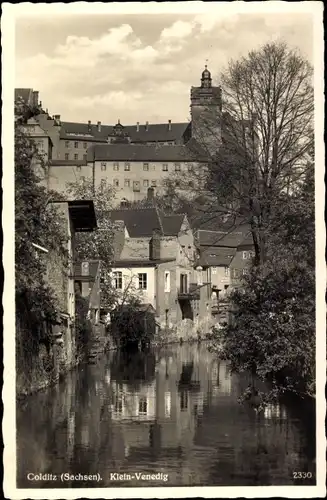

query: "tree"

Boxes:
[64, 178, 117, 310]
[15, 110, 67, 361]
[172, 42, 314, 265]
[212, 159, 315, 401]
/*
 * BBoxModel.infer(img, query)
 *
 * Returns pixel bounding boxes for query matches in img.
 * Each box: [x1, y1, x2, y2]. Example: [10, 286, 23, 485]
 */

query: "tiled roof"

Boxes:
[113, 258, 175, 267]
[198, 246, 236, 267]
[161, 214, 185, 236]
[49, 159, 87, 167]
[87, 144, 197, 162]
[60, 121, 188, 143]
[108, 207, 162, 237]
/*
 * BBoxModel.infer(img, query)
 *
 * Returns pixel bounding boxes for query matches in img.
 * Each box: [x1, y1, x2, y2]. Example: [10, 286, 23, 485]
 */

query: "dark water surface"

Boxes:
[17, 342, 316, 488]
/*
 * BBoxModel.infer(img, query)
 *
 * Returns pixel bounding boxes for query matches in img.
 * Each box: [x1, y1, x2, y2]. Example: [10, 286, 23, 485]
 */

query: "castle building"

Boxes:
[17, 66, 222, 203]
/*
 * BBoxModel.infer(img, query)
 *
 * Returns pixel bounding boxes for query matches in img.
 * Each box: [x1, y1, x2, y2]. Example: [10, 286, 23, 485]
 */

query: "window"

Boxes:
[143, 179, 149, 187]
[164, 271, 170, 292]
[124, 179, 130, 187]
[115, 398, 123, 413]
[162, 164, 168, 172]
[65, 153, 69, 160]
[151, 180, 157, 187]
[113, 162, 119, 171]
[143, 163, 149, 171]
[242, 268, 249, 276]
[180, 390, 188, 410]
[139, 397, 147, 415]
[74, 154, 78, 161]
[180, 274, 188, 294]
[113, 271, 122, 289]
[224, 266, 230, 276]
[124, 162, 130, 171]
[76, 165, 81, 172]
[138, 273, 147, 290]
[174, 163, 181, 171]
[243, 250, 255, 260]
[101, 162, 107, 171]
[83, 154, 87, 161]
[114, 179, 119, 187]
[74, 142, 79, 148]
[175, 180, 180, 187]
[187, 164, 193, 172]
[65, 141, 69, 148]
[133, 181, 140, 192]
[165, 392, 171, 418]
[83, 142, 87, 149]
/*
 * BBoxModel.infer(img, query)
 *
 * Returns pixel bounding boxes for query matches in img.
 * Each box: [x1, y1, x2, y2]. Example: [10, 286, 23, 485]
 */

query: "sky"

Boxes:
[15, 7, 314, 125]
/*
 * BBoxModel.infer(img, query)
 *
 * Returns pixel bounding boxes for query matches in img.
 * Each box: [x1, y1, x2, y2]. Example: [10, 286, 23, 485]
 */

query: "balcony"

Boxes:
[178, 282, 200, 301]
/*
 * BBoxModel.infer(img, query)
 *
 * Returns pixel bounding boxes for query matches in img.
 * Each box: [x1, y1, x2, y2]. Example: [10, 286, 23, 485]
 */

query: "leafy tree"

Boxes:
[15, 109, 67, 359]
[212, 160, 315, 401]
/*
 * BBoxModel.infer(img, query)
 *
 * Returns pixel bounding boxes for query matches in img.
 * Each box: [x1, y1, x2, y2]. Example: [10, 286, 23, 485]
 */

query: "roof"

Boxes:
[67, 200, 97, 232]
[109, 207, 162, 237]
[198, 227, 249, 248]
[49, 159, 87, 167]
[109, 207, 186, 238]
[161, 214, 185, 236]
[113, 258, 175, 267]
[87, 143, 198, 163]
[60, 121, 188, 144]
[198, 246, 236, 267]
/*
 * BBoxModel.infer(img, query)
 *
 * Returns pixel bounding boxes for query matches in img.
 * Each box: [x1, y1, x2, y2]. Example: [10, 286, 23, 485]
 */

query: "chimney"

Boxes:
[88, 120, 92, 132]
[136, 121, 140, 132]
[32, 90, 39, 107]
[150, 228, 161, 260]
[97, 121, 101, 132]
[54, 114, 61, 125]
[168, 119, 172, 131]
[145, 121, 149, 131]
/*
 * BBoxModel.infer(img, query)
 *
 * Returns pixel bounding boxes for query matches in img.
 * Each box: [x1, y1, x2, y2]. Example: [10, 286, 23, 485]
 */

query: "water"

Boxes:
[17, 342, 316, 488]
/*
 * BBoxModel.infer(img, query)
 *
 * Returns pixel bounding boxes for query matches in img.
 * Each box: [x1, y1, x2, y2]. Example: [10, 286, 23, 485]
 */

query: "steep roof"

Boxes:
[87, 143, 197, 162]
[109, 207, 162, 237]
[60, 121, 188, 144]
[161, 214, 185, 236]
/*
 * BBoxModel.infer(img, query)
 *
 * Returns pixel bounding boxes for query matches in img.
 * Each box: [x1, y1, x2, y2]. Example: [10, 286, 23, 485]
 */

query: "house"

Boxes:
[21, 117, 53, 184]
[108, 205, 207, 332]
[196, 222, 255, 316]
[45, 199, 97, 367]
[73, 260, 102, 325]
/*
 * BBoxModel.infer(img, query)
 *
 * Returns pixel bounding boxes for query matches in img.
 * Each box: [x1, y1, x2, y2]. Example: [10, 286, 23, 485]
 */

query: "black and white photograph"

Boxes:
[2, 2, 325, 498]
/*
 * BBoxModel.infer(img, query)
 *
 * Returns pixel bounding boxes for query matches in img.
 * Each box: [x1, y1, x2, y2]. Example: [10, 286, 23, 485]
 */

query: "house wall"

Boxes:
[47, 165, 92, 194]
[210, 265, 231, 298]
[111, 266, 156, 308]
[230, 245, 254, 288]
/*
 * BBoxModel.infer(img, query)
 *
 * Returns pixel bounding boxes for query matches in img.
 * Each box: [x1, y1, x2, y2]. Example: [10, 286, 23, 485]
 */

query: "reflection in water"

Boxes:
[17, 343, 315, 488]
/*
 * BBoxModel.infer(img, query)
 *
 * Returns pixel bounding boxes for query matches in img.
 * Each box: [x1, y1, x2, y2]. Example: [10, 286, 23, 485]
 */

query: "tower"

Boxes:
[190, 65, 222, 154]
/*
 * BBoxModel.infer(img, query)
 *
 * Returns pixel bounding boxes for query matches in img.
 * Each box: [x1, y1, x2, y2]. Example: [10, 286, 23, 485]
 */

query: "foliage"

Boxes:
[211, 162, 315, 401]
[15, 111, 67, 351]
[65, 178, 117, 309]
[74, 294, 92, 359]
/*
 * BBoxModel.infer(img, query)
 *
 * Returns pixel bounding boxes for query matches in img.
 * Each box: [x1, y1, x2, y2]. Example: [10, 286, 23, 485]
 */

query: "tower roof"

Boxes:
[201, 64, 212, 88]
[202, 64, 211, 79]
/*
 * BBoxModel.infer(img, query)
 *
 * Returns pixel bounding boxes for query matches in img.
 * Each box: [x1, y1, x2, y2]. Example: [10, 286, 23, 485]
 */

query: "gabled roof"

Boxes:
[198, 246, 236, 267]
[87, 143, 197, 163]
[161, 214, 185, 236]
[60, 121, 188, 144]
[108, 207, 162, 238]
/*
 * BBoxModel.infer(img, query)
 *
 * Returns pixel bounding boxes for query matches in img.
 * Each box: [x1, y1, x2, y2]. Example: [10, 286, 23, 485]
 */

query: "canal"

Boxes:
[16, 342, 316, 488]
